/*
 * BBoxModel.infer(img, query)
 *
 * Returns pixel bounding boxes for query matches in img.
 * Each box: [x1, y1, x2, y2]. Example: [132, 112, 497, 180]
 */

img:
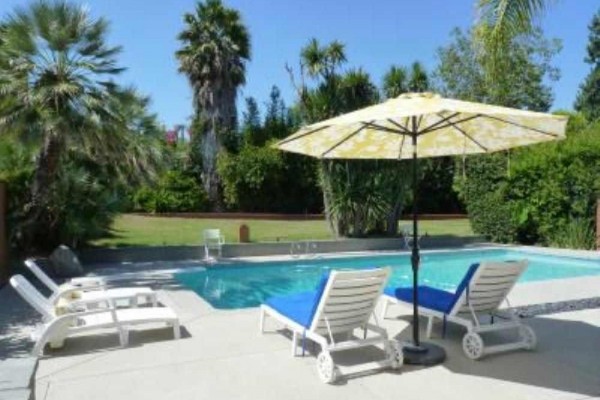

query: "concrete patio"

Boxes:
[2, 254, 599, 400]
[25, 262, 600, 400]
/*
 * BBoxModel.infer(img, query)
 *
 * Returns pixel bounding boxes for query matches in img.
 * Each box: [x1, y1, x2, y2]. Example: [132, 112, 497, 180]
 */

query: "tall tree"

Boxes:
[0, 1, 151, 247]
[435, 27, 560, 111]
[407, 62, 430, 92]
[241, 96, 262, 145]
[575, 9, 600, 121]
[290, 39, 410, 237]
[477, 0, 550, 54]
[176, 0, 250, 206]
[382, 66, 408, 99]
[263, 85, 290, 141]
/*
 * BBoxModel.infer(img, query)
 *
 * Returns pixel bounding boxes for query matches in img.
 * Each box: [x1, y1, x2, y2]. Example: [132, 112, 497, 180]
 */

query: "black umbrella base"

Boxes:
[402, 341, 446, 366]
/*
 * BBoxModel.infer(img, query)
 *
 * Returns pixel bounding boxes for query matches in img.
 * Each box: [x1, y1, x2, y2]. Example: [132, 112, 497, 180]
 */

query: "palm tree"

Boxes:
[176, 0, 250, 206]
[477, 0, 549, 42]
[382, 66, 408, 99]
[0, 1, 143, 246]
[408, 62, 430, 92]
[475, 0, 554, 100]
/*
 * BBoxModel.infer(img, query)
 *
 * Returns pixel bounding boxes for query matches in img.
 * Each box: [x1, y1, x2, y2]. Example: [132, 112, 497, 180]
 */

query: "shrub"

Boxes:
[458, 117, 600, 248]
[454, 152, 517, 242]
[131, 170, 209, 213]
[50, 159, 125, 247]
[548, 218, 595, 250]
[507, 122, 600, 245]
[217, 144, 322, 213]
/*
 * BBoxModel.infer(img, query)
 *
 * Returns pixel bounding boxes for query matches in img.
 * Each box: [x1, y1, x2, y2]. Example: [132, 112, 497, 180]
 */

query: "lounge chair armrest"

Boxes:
[64, 296, 115, 310]
[56, 283, 106, 298]
[69, 279, 107, 290]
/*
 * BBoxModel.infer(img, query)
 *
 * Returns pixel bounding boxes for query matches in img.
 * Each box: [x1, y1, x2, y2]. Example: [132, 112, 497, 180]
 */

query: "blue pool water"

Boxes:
[175, 249, 600, 309]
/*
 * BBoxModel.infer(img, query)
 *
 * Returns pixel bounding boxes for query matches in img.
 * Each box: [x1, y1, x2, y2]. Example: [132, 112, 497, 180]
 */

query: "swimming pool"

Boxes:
[175, 248, 600, 309]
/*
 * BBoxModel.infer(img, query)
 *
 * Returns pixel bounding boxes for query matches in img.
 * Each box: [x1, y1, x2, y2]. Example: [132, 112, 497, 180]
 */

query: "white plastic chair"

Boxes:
[260, 267, 402, 383]
[203, 229, 225, 259]
[400, 224, 421, 250]
[10, 275, 180, 356]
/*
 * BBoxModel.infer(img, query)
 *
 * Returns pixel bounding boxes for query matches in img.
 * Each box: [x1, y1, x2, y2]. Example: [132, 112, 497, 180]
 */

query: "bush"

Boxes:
[454, 152, 517, 242]
[458, 116, 600, 248]
[131, 170, 209, 213]
[507, 121, 600, 245]
[50, 159, 125, 247]
[217, 144, 322, 213]
[0, 142, 131, 249]
[548, 218, 595, 250]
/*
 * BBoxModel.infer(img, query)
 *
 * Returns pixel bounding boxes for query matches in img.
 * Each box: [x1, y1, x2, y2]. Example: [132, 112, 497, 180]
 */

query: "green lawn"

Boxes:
[91, 214, 473, 248]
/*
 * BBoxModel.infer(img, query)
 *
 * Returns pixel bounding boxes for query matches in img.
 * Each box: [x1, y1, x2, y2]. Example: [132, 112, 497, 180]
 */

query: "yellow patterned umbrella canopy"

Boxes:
[275, 92, 568, 159]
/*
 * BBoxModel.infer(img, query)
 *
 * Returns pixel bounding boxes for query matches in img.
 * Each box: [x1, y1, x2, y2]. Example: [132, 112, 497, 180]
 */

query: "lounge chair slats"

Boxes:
[321, 292, 380, 304]
[260, 267, 402, 383]
[381, 260, 537, 360]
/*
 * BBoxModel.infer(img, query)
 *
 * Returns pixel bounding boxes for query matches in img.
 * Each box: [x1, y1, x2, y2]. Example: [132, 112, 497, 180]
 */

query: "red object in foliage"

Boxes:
[165, 130, 177, 144]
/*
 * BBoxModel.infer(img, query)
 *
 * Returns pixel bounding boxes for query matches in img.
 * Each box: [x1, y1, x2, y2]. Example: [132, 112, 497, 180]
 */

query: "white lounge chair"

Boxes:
[381, 260, 536, 360]
[10, 275, 180, 356]
[260, 267, 402, 383]
[25, 259, 157, 308]
[203, 229, 225, 259]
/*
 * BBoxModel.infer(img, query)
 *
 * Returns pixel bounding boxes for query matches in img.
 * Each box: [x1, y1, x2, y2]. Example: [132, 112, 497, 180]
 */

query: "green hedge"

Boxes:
[217, 143, 322, 213]
[131, 170, 209, 213]
[458, 115, 600, 249]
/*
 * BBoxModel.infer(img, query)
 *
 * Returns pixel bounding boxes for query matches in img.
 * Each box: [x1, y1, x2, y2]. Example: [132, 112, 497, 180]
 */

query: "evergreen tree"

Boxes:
[575, 9, 600, 121]
[241, 97, 263, 146]
[263, 86, 290, 141]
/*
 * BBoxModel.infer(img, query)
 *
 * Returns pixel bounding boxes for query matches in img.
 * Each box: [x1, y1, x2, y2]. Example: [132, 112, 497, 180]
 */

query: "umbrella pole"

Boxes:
[411, 132, 421, 347]
[402, 118, 446, 366]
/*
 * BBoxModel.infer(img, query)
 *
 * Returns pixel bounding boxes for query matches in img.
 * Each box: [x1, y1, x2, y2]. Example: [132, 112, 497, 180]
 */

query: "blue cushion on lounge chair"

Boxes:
[392, 286, 455, 313]
[265, 291, 317, 328]
[265, 273, 330, 328]
[387, 263, 481, 314]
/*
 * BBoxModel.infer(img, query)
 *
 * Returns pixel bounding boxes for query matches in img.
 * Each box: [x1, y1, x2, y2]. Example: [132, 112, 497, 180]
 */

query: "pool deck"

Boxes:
[3, 249, 600, 400]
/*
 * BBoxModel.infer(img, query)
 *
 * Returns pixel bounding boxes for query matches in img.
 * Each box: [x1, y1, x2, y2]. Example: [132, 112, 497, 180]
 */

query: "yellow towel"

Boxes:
[57, 283, 82, 299]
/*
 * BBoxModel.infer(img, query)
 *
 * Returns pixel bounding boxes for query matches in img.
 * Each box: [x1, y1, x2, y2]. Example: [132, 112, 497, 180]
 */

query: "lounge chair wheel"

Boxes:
[462, 332, 484, 360]
[316, 351, 339, 384]
[386, 340, 404, 369]
[519, 325, 537, 350]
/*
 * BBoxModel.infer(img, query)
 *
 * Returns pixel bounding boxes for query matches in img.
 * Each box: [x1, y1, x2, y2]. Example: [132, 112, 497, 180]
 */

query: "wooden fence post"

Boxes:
[0, 181, 8, 284]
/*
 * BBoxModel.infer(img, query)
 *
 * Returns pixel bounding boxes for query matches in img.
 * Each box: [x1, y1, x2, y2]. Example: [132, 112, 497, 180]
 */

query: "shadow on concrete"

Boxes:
[387, 313, 600, 397]
[0, 285, 39, 360]
[40, 325, 192, 359]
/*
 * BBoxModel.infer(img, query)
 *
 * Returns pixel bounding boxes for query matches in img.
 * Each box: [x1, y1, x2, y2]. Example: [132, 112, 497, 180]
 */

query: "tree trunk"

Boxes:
[386, 200, 402, 236]
[197, 83, 237, 211]
[201, 116, 221, 207]
[319, 161, 342, 237]
[20, 134, 63, 248]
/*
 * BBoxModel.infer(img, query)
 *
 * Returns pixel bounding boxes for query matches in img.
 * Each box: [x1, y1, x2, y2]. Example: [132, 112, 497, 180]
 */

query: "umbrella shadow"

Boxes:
[390, 313, 600, 397]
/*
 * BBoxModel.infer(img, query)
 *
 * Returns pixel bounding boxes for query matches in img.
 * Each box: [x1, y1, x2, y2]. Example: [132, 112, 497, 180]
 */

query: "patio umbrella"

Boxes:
[274, 92, 568, 365]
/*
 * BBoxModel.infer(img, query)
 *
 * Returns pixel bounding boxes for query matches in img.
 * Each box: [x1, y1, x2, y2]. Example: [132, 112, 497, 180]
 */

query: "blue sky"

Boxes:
[0, 0, 597, 128]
